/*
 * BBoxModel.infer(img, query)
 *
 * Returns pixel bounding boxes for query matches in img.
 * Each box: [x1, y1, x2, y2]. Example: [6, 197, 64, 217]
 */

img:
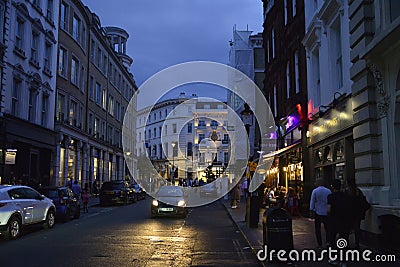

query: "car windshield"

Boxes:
[39, 189, 59, 198]
[102, 183, 123, 190]
[157, 187, 183, 197]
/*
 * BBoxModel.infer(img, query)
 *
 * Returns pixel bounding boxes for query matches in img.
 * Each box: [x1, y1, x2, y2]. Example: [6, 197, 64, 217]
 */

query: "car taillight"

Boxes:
[0, 203, 7, 207]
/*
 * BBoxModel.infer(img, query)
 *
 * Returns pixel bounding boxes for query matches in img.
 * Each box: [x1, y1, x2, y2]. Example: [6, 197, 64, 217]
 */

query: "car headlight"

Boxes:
[152, 199, 159, 206]
[177, 200, 185, 207]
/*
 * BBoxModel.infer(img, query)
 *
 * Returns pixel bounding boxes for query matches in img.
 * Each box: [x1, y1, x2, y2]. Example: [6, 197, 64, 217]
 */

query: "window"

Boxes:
[71, 57, 79, 85]
[72, 15, 81, 42]
[28, 90, 37, 122]
[90, 39, 95, 61]
[60, 2, 68, 31]
[88, 113, 93, 133]
[58, 47, 67, 77]
[188, 123, 192, 133]
[103, 55, 107, 73]
[41, 94, 48, 127]
[224, 152, 229, 163]
[16, 18, 24, 50]
[46, 0, 54, 21]
[102, 121, 106, 139]
[292, 0, 297, 17]
[198, 120, 205, 126]
[69, 100, 77, 126]
[286, 61, 290, 98]
[95, 82, 101, 104]
[102, 88, 107, 109]
[211, 120, 218, 128]
[97, 47, 102, 69]
[199, 134, 205, 142]
[294, 51, 300, 93]
[89, 76, 94, 100]
[223, 134, 229, 141]
[108, 125, 113, 144]
[44, 41, 52, 71]
[31, 31, 39, 62]
[172, 142, 178, 157]
[153, 128, 156, 137]
[108, 95, 114, 116]
[331, 19, 343, 89]
[271, 29, 275, 58]
[94, 118, 100, 136]
[80, 66, 85, 90]
[115, 101, 121, 120]
[187, 142, 193, 157]
[56, 93, 65, 120]
[11, 78, 21, 116]
[172, 123, 177, 133]
[284, 0, 288, 25]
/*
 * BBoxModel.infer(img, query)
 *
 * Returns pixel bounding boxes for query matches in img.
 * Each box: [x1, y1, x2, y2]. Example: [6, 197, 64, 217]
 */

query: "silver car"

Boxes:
[0, 185, 56, 240]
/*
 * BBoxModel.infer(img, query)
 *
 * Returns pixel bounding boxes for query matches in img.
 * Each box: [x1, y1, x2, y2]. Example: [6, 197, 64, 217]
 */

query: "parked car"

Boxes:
[0, 185, 56, 240]
[38, 186, 80, 222]
[99, 181, 135, 206]
[130, 182, 146, 201]
[151, 186, 187, 218]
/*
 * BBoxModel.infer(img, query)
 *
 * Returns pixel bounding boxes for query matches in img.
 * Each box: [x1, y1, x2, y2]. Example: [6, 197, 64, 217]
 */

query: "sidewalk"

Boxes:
[222, 199, 399, 266]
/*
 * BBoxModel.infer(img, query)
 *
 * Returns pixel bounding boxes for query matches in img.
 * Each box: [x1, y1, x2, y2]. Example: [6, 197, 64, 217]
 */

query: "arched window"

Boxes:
[333, 140, 345, 161]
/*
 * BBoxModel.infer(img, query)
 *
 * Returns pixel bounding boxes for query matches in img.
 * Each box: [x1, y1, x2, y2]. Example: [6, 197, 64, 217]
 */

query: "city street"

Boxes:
[0, 199, 259, 267]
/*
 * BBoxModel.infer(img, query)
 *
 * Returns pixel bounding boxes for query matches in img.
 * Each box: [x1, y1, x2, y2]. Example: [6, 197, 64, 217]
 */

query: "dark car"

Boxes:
[130, 183, 146, 201]
[151, 186, 187, 218]
[38, 186, 80, 222]
[99, 181, 134, 206]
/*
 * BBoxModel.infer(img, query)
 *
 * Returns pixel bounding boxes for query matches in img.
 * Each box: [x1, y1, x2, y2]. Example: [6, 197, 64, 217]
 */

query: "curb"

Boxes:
[221, 201, 266, 267]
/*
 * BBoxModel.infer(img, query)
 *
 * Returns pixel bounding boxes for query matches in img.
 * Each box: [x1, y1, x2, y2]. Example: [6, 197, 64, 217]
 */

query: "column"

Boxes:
[104, 152, 109, 181]
[54, 143, 61, 186]
[75, 140, 82, 184]
[63, 137, 71, 186]
[82, 143, 88, 186]
[112, 153, 117, 180]
[98, 150, 103, 184]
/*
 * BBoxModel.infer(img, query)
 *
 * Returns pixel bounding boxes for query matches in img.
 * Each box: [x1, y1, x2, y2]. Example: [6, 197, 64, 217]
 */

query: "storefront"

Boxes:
[307, 96, 354, 189]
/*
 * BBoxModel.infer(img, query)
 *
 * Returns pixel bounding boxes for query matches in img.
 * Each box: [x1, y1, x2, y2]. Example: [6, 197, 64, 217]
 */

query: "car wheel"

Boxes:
[5, 216, 21, 240]
[73, 206, 81, 219]
[43, 209, 55, 229]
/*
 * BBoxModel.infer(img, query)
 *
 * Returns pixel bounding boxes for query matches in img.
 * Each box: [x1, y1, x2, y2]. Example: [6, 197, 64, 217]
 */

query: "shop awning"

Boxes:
[261, 141, 301, 160]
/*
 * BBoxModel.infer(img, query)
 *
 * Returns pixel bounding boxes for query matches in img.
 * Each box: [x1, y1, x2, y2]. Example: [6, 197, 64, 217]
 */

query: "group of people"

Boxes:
[262, 186, 301, 216]
[66, 179, 90, 213]
[310, 178, 371, 254]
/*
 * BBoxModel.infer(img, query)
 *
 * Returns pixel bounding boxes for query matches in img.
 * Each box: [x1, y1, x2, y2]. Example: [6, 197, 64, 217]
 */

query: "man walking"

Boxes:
[309, 179, 331, 249]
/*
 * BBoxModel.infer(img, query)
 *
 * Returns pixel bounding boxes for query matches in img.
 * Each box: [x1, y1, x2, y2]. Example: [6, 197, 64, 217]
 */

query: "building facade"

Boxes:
[0, 0, 59, 186]
[227, 27, 264, 159]
[303, 0, 354, 197]
[136, 94, 232, 185]
[348, 0, 400, 238]
[54, 0, 137, 188]
[262, 0, 309, 203]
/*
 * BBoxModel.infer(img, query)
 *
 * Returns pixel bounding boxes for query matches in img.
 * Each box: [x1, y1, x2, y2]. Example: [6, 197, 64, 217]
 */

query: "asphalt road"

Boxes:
[0, 198, 260, 267]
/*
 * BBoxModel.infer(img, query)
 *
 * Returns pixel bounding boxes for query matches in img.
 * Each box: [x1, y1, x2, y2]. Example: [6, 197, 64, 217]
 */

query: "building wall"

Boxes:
[349, 0, 400, 234]
[54, 0, 137, 189]
[0, 0, 59, 186]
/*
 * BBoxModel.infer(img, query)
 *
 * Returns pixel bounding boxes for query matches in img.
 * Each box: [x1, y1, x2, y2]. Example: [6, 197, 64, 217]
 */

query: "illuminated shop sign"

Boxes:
[279, 113, 300, 137]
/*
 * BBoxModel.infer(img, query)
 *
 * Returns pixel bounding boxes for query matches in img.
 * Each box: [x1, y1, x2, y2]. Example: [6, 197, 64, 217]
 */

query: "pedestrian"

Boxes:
[72, 180, 82, 199]
[309, 178, 331, 249]
[242, 178, 249, 200]
[92, 179, 98, 197]
[82, 185, 90, 213]
[346, 180, 371, 249]
[327, 179, 353, 265]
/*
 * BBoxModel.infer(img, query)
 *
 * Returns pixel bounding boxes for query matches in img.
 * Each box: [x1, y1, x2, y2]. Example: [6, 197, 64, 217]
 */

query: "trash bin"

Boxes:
[246, 195, 260, 228]
[262, 207, 293, 251]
